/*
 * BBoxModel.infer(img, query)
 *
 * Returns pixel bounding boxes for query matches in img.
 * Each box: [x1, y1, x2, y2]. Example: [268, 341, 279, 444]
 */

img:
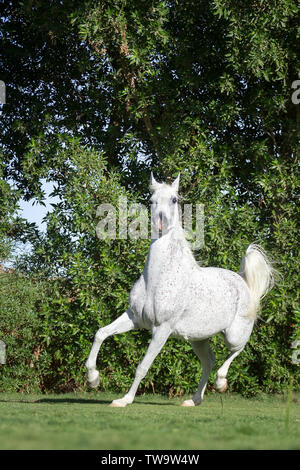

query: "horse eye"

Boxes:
[172, 197, 177, 204]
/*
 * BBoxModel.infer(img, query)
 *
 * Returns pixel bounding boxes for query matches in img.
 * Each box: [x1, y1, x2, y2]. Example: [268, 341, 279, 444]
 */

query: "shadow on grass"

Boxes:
[0, 396, 176, 406]
[0, 397, 110, 405]
[35, 397, 112, 405]
[34, 398, 176, 406]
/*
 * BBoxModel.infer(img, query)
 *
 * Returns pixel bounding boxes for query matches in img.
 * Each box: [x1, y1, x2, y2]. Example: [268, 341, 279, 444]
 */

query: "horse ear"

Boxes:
[171, 174, 180, 192]
[150, 172, 160, 192]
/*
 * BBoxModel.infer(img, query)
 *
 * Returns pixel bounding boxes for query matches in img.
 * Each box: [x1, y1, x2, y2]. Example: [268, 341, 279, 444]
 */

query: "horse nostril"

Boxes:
[158, 211, 163, 232]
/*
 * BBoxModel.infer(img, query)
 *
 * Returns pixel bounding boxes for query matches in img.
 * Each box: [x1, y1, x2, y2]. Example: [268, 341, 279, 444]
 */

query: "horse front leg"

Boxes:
[85, 309, 136, 388]
[110, 323, 171, 407]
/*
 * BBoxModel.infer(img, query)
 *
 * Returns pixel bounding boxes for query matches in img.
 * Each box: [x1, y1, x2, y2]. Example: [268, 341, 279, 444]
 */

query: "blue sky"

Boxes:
[17, 180, 59, 232]
[4, 180, 60, 265]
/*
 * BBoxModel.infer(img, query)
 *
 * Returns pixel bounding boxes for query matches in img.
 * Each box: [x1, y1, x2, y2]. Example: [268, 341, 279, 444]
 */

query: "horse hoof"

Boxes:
[219, 383, 228, 393]
[215, 377, 228, 393]
[181, 399, 195, 407]
[87, 371, 100, 389]
[109, 399, 128, 408]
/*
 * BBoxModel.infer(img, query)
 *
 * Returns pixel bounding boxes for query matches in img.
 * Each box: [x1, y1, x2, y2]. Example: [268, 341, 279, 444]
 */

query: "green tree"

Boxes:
[0, 0, 299, 394]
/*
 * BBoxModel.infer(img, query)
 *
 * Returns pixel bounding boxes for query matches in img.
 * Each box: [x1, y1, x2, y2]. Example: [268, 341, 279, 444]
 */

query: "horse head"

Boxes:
[149, 172, 180, 235]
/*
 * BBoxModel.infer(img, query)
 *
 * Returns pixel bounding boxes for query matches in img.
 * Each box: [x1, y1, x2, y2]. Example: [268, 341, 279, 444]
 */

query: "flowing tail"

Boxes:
[239, 244, 276, 320]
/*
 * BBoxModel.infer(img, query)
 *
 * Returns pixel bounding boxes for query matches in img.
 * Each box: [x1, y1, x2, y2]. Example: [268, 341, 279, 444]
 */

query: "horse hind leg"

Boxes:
[214, 348, 244, 393]
[215, 315, 254, 393]
[182, 339, 215, 407]
[85, 309, 136, 388]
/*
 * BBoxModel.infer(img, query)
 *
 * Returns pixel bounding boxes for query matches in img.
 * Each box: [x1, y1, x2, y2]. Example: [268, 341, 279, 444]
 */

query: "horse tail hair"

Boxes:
[238, 243, 276, 320]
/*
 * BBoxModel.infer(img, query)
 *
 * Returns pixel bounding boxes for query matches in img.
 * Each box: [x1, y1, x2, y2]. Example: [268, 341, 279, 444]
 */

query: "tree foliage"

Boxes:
[0, 0, 299, 395]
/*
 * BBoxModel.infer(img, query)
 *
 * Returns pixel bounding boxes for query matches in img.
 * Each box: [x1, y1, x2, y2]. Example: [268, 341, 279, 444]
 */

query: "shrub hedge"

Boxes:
[0, 146, 298, 396]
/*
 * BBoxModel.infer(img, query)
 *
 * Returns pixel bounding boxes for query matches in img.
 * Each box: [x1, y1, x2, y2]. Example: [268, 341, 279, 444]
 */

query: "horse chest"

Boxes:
[129, 240, 189, 327]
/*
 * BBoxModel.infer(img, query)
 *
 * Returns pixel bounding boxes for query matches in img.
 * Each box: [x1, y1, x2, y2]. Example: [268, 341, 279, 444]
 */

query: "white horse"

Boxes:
[86, 174, 275, 407]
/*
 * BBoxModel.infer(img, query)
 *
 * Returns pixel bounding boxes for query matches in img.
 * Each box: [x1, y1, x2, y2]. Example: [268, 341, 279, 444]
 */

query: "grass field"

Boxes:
[0, 391, 299, 450]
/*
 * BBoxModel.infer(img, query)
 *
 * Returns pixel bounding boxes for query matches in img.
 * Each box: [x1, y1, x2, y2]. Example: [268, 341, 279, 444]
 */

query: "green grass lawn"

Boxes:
[0, 391, 299, 450]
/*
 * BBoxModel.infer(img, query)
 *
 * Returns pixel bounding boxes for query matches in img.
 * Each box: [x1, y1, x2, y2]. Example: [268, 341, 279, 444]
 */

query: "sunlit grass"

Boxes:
[0, 392, 299, 450]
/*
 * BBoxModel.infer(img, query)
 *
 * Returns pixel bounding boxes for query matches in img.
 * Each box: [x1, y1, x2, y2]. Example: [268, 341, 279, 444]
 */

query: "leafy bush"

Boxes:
[0, 272, 51, 392]
[1, 142, 298, 397]
[0, 1, 299, 397]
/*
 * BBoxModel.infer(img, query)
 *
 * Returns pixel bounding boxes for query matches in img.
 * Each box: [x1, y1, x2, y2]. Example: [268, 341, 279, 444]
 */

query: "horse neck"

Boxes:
[146, 224, 194, 277]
